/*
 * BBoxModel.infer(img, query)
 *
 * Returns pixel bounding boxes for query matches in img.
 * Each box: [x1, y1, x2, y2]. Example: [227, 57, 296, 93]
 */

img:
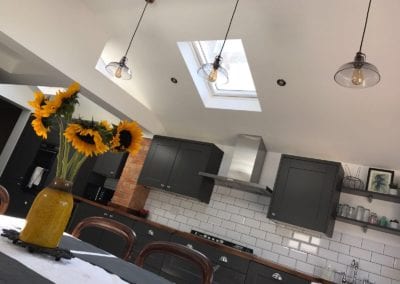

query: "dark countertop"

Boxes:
[73, 195, 333, 284]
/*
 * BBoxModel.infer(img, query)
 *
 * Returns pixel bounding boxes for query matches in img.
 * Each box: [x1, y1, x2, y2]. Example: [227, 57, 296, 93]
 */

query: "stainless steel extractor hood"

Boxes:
[199, 134, 272, 196]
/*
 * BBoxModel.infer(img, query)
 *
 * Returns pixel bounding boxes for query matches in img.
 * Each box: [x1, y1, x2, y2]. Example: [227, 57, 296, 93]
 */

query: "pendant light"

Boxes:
[197, 0, 240, 84]
[334, 0, 380, 88]
[105, 0, 154, 80]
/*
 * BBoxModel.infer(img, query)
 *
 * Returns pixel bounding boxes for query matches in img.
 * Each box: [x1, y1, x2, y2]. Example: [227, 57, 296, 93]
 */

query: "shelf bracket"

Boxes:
[362, 225, 368, 233]
[367, 194, 373, 203]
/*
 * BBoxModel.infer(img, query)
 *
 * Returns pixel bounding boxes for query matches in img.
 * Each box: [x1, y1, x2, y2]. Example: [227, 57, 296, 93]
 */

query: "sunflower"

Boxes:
[41, 82, 80, 117]
[64, 123, 109, 157]
[99, 120, 112, 131]
[31, 115, 50, 139]
[28, 91, 47, 116]
[111, 121, 143, 155]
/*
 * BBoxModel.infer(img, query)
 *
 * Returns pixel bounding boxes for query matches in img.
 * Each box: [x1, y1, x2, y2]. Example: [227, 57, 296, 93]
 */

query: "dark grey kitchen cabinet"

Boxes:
[161, 234, 249, 284]
[245, 262, 309, 284]
[130, 222, 172, 274]
[267, 155, 344, 237]
[92, 151, 128, 178]
[67, 202, 135, 258]
[138, 135, 223, 203]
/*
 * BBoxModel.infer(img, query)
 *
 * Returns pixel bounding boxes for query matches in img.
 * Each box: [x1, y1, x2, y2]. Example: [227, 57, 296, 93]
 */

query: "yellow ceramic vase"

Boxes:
[19, 178, 73, 248]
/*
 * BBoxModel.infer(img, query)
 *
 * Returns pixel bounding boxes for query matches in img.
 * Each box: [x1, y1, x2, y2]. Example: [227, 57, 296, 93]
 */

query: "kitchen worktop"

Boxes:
[73, 195, 333, 283]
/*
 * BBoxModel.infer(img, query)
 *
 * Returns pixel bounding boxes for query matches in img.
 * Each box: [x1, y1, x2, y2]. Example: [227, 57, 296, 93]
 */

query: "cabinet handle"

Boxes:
[186, 243, 193, 249]
[17, 183, 21, 186]
[219, 256, 228, 263]
[160, 184, 165, 188]
[24, 201, 28, 205]
[110, 171, 114, 175]
[109, 214, 113, 218]
[147, 229, 154, 236]
[166, 185, 171, 189]
[103, 212, 108, 217]
[213, 264, 220, 272]
[272, 273, 283, 281]
[271, 212, 276, 217]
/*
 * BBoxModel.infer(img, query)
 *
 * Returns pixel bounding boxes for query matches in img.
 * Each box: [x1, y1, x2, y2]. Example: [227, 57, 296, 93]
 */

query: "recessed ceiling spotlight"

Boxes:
[277, 79, 286, 86]
[171, 77, 178, 84]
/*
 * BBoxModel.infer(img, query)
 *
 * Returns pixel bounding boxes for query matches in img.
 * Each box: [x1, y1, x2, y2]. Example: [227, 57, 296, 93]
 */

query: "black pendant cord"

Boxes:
[123, 1, 150, 57]
[359, 0, 372, 53]
[218, 0, 240, 57]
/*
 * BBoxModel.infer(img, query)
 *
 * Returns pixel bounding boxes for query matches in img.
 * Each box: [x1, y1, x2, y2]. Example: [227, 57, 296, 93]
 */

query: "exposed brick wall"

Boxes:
[110, 138, 151, 210]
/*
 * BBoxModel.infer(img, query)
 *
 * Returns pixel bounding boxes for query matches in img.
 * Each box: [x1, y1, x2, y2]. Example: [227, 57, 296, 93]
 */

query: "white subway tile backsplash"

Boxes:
[329, 241, 350, 254]
[359, 259, 381, 274]
[244, 218, 260, 229]
[385, 245, 400, 258]
[236, 224, 251, 235]
[350, 247, 372, 261]
[372, 252, 395, 267]
[289, 249, 307, 262]
[369, 273, 392, 284]
[261, 250, 279, 262]
[300, 243, 318, 255]
[278, 255, 296, 267]
[341, 234, 362, 247]
[296, 261, 315, 274]
[256, 239, 272, 250]
[318, 248, 338, 261]
[272, 244, 290, 256]
[266, 232, 283, 244]
[382, 266, 400, 281]
[307, 254, 327, 267]
[293, 232, 310, 243]
[216, 210, 231, 220]
[239, 208, 255, 218]
[362, 239, 384, 254]
[145, 185, 400, 281]
[250, 228, 266, 239]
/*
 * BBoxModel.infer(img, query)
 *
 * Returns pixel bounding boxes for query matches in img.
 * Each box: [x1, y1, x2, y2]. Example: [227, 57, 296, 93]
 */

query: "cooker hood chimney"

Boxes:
[199, 134, 272, 196]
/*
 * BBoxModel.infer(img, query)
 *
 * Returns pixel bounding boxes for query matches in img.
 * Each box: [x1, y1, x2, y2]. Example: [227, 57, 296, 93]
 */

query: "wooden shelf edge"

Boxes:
[335, 216, 400, 236]
[341, 187, 400, 204]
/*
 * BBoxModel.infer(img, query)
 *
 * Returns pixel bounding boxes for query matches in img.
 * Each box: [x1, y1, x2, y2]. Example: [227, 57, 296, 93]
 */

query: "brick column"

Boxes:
[110, 138, 151, 210]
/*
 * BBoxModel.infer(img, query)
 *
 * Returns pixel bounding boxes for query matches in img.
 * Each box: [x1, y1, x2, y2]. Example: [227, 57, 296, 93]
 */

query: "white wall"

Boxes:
[144, 149, 400, 284]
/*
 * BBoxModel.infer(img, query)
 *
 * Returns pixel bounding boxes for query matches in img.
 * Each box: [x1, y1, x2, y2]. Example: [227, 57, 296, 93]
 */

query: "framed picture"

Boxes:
[366, 168, 394, 193]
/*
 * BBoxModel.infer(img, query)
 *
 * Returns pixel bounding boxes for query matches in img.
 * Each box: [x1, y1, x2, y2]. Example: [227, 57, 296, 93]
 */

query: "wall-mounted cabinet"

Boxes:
[92, 152, 128, 179]
[137, 135, 223, 203]
[268, 155, 344, 237]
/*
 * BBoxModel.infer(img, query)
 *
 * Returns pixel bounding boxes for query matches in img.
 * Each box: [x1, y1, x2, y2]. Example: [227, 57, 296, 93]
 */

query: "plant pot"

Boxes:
[19, 178, 73, 248]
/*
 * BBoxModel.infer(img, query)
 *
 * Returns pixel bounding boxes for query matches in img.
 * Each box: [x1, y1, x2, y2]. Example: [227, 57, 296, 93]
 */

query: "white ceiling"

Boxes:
[1, 0, 400, 170]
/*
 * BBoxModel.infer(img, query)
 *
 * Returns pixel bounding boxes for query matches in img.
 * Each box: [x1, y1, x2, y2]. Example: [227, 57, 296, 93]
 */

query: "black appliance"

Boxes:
[191, 230, 253, 254]
[84, 183, 114, 205]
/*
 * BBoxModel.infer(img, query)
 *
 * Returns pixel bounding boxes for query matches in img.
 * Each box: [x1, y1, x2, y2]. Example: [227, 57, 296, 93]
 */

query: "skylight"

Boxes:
[178, 39, 261, 112]
[193, 40, 256, 98]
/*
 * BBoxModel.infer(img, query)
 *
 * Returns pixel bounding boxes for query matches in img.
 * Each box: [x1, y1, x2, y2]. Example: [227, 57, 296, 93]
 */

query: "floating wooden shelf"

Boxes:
[341, 187, 400, 204]
[335, 216, 400, 236]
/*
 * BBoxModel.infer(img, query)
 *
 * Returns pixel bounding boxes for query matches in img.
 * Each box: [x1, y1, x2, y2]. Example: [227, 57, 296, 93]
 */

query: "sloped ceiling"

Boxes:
[1, 0, 400, 169]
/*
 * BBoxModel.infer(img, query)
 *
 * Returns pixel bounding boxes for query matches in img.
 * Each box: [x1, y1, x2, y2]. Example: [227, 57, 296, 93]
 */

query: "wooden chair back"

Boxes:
[0, 185, 10, 214]
[71, 216, 136, 260]
[135, 241, 214, 284]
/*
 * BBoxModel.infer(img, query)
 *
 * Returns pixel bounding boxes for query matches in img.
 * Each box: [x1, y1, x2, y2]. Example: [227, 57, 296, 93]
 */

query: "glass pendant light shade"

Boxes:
[105, 56, 132, 80]
[197, 55, 229, 84]
[334, 52, 380, 88]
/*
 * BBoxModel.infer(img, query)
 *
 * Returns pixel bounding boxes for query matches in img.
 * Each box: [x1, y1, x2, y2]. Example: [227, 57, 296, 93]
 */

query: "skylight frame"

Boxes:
[192, 40, 257, 98]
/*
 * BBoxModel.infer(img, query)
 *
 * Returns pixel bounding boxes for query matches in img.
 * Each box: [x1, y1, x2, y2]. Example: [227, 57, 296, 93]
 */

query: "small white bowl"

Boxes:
[389, 222, 399, 229]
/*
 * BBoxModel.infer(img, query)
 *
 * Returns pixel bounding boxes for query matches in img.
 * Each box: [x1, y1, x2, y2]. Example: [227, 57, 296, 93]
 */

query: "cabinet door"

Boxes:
[245, 262, 309, 284]
[67, 202, 135, 258]
[138, 138, 179, 189]
[268, 156, 339, 234]
[5, 191, 35, 218]
[92, 152, 128, 178]
[167, 142, 211, 199]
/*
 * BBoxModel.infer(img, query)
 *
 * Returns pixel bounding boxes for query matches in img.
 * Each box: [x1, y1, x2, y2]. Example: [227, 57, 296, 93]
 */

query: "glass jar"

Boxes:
[347, 206, 356, 219]
[355, 206, 364, 221]
[363, 209, 370, 223]
[341, 204, 349, 217]
[369, 212, 378, 224]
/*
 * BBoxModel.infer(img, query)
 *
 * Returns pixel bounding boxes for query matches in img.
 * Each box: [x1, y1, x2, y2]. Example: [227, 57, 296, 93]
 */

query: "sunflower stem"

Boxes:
[56, 117, 64, 178]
